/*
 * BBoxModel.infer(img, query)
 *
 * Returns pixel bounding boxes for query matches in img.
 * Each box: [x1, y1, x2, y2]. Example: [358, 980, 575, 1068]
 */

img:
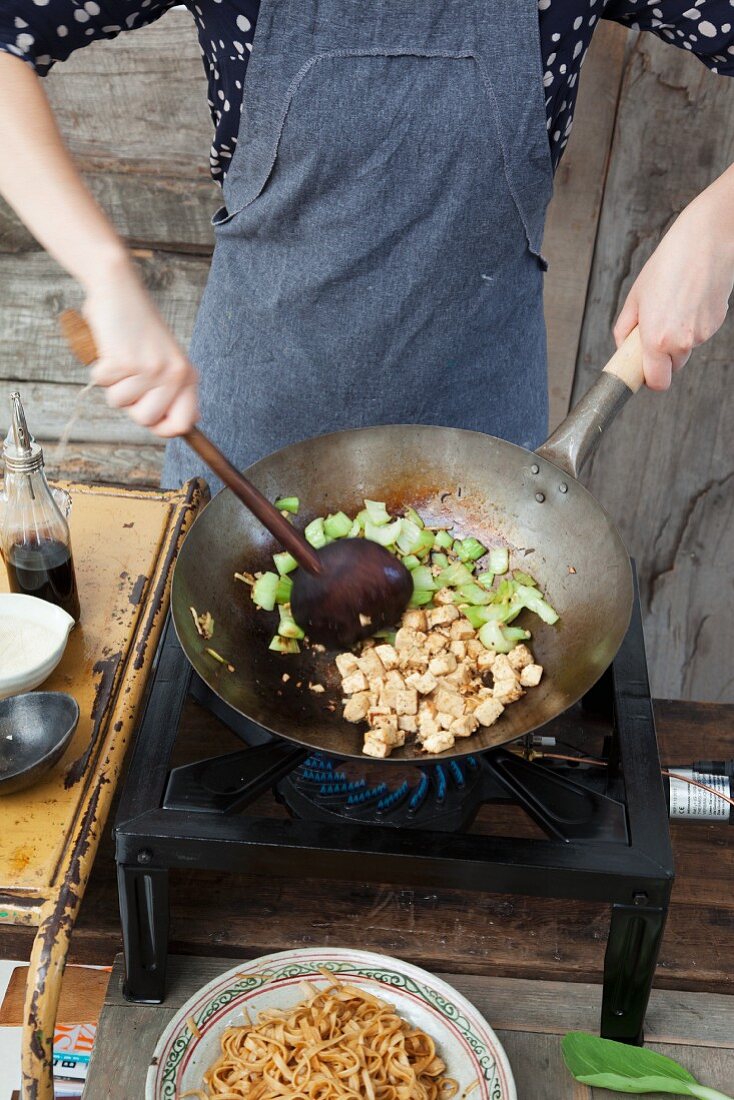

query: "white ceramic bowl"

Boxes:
[146, 947, 517, 1100]
[0, 594, 74, 700]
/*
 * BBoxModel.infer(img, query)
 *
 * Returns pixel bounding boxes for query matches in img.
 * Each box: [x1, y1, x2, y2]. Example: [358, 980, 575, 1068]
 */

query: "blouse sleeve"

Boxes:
[604, 0, 734, 75]
[0, 0, 177, 77]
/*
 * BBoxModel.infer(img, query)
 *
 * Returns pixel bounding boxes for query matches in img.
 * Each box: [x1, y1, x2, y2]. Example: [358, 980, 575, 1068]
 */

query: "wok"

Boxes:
[172, 330, 645, 761]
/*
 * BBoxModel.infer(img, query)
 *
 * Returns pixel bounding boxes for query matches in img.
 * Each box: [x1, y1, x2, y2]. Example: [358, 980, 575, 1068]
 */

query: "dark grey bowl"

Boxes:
[0, 692, 80, 795]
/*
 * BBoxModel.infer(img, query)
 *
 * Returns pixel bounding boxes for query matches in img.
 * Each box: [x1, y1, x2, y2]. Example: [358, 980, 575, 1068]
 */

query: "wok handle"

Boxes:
[536, 327, 644, 479]
[58, 309, 322, 575]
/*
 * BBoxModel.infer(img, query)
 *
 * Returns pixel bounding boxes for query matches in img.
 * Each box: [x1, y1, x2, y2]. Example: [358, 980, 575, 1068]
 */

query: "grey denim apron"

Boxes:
[163, 0, 554, 493]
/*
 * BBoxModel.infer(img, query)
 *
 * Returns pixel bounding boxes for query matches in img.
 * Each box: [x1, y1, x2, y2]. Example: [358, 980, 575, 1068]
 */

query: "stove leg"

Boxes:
[118, 864, 170, 1003]
[601, 900, 668, 1043]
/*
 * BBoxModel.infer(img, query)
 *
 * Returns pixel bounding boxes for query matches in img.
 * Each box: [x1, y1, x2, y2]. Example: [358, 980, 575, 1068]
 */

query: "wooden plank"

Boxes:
[0, 965, 109, 1027]
[43, 442, 164, 486]
[543, 23, 627, 429]
[570, 34, 734, 704]
[82, 955, 734, 1100]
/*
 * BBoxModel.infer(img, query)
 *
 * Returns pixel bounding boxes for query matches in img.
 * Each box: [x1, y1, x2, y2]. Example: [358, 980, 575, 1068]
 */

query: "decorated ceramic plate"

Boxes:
[146, 947, 516, 1099]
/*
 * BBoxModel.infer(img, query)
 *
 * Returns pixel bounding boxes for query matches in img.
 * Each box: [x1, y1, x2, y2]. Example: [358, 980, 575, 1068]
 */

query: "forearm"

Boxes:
[0, 52, 131, 288]
[688, 161, 734, 253]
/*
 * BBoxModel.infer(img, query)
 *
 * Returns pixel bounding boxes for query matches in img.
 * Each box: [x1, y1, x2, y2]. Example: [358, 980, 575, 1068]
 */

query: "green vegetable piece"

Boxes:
[274, 576, 293, 605]
[488, 547, 510, 574]
[513, 569, 537, 586]
[347, 519, 362, 539]
[401, 554, 421, 571]
[434, 529, 454, 550]
[437, 561, 474, 588]
[455, 537, 487, 563]
[462, 606, 491, 629]
[457, 583, 492, 606]
[431, 552, 449, 570]
[273, 551, 298, 576]
[476, 571, 494, 589]
[373, 628, 397, 645]
[561, 1032, 734, 1098]
[478, 621, 513, 654]
[411, 566, 438, 592]
[404, 506, 425, 529]
[277, 605, 305, 640]
[502, 625, 531, 644]
[364, 518, 403, 547]
[323, 511, 352, 539]
[397, 518, 424, 555]
[354, 509, 369, 529]
[304, 517, 327, 549]
[269, 635, 301, 654]
[251, 571, 280, 611]
[275, 496, 299, 515]
[412, 529, 436, 557]
[364, 499, 391, 526]
[493, 578, 517, 603]
[408, 589, 434, 608]
[514, 583, 559, 625]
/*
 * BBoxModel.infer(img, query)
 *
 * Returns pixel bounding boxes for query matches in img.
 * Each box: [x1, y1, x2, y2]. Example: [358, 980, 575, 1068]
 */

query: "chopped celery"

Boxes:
[463, 606, 491, 629]
[274, 575, 293, 604]
[412, 529, 436, 557]
[434, 529, 453, 550]
[408, 589, 434, 608]
[411, 565, 438, 592]
[373, 628, 397, 645]
[304, 517, 327, 549]
[401, 554, 421, 571]
[455, 537, 488, 563]
[503, 625, 531, 644]
[514, 583, 559, 625]
[437, 561, 474, 588]
[275, 496, 299, 515]
[278, 605, 305, 640]
[481, 602, 517, 624]
[347, 519, 362, 538]
[396, 518, 424, 555]
[476, 571, 494, 589]
[323, 511, 352, 539]
[269, 635, 300, 654]
[513, 570, 537, 587]
[364, 499, 391, 526]
[273, 551, 298, 576]
[478, 620, 513, 654]
[251, 571, 280, 611]
[494, 578, 516, 603]
[404, 506, 425, 529]
[364, 518, 403, 547]
[457, 582, 492, 606]
[354, 509, 369, 529]
[431, 552, 449, 570]
[489, 547, 509, 574]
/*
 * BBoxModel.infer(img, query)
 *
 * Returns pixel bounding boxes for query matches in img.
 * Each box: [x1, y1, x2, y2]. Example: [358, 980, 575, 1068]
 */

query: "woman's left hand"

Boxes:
[613, 169, 734, 391]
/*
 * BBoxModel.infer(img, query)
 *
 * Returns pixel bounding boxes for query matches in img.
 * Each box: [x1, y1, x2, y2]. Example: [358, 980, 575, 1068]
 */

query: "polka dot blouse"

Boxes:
[2, 0, 734, 183]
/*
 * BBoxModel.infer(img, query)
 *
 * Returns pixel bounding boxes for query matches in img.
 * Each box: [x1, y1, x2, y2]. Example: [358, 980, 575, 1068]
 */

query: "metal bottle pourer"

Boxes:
[3, 392, 45, 496]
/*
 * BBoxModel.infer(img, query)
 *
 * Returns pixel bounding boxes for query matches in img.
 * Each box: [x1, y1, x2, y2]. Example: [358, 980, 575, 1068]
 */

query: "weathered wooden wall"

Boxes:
[0, 14, 732, 704]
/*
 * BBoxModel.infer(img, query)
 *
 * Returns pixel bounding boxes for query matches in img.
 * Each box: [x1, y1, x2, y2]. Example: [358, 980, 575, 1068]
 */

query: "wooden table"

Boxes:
[83, 953, 734, 1099]
[0, 480, 205, 1100]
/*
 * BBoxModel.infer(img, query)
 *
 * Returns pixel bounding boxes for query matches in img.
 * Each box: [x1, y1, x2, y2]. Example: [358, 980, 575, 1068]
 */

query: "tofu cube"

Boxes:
[449, 618, 475, 640]
[418, 706, 440, 739]
[426, 632, 450, 654]
[426, 605, 460, 627]
[371, 723, 405, 747]
[405, 670, 438, 695]
[433, 687, 465, 718]
[434, 587, 457, 606]
[394, 688, 419, 716]
[520, 663, 543, 688]
[476, 650, 496, 672]
[398, 715, 418, 733]
[341, 670, 368, 695]
[363, 737, 390, 759]
[466, 639, 485, 659]
[428, 651, 458, 677]
[420, 730, 455, 754]
[492, 678, 524, 705]
[437, 712, 455, 730]
[508, 644, 534, 671]
[395, 627, 427, 652]
[343, 693, 370, 722]
[450, 714, 480, 738]
[491, 653, 517, 683]
[335, 653, 360, 678]
[474, 697, 505, 727]
[402, 609, 428, 631]
[357, 648, 386, 680]
[374, 644, 399, 671]
[450, 640, 467, 660]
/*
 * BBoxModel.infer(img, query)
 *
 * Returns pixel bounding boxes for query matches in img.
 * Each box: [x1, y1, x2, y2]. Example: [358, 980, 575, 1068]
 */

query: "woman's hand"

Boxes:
[83, 257, 199, 437]
[613, 166, 734, 391]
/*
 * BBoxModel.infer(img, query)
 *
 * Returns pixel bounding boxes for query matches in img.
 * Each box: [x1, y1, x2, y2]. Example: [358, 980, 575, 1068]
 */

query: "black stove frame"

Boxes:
[114, 573, 673, 1043]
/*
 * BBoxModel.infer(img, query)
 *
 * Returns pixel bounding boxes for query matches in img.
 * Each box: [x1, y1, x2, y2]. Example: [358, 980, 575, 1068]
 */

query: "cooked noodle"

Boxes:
[182, 971, 459, 1099]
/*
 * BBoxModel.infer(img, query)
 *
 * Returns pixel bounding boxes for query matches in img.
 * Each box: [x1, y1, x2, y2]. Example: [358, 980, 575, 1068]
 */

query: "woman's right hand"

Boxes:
[83, 257, 200, 437]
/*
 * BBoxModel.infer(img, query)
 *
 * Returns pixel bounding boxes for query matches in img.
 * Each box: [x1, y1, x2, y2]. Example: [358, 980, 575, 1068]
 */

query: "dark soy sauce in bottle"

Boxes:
[4, 538, 80, 621]
[1, 392, 81, 623]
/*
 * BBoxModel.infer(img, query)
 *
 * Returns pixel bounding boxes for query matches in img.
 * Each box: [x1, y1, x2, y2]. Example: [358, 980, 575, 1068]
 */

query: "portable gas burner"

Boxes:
[115, 571, 674, 1043]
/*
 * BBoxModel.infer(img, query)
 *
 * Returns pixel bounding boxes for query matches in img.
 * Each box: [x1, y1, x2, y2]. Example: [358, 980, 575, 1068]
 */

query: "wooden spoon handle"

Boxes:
[58, 309, 321, 574]
[602, 326, 645, 393]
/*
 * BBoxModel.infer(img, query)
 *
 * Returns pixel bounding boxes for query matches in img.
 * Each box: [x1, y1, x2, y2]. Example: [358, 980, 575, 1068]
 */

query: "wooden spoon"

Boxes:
[58, 310, 412, 646]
